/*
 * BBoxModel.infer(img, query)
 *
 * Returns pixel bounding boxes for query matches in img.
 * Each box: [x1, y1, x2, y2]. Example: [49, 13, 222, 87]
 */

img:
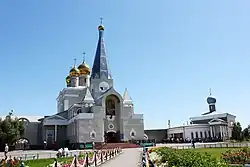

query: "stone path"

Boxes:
[100, 148, 142, 167]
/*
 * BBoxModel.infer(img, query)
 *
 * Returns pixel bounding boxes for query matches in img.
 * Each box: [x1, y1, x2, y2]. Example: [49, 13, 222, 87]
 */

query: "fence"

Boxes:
[52, 147, 122, 167]
[0, 148, 119, 161]
[168, 142, 250, 150]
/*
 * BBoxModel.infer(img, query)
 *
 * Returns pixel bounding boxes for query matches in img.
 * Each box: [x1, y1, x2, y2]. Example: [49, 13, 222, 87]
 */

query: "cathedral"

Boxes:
[35, 22, 145, 148]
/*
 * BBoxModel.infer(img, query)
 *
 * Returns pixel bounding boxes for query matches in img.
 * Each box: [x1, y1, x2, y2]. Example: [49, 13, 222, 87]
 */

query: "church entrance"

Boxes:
[105, 132, 119, 143]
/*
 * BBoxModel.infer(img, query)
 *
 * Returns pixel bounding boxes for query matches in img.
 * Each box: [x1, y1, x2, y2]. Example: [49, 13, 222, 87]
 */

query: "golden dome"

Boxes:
[78, 61, 91, 75]
[66, 75, 70, 83]
[69, 66, 80, 77]
[98, 25, 104, 31]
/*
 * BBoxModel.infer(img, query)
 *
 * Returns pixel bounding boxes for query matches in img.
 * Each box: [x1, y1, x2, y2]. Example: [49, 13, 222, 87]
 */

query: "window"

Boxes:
[106, 99, 116, 116]
[64, 100, 69, 111]
[195, 132, 198, 138]
[191, 132, 194, 139]
[200, 132, 203, 138]
[208, 131, 211, 137]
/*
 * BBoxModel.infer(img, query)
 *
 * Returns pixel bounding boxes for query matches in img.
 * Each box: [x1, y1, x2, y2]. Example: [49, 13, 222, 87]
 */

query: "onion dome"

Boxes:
[66, 75, 70, 84]
[207, 95, 216, 104]
[98, 24, 104, 31]
[78, 61, 91, 75]
[69, 66, 80, 77]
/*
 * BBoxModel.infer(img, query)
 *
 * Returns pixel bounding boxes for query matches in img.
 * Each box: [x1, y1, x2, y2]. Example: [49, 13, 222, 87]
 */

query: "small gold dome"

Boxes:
[66, 75, 70, 83]
[69, 66, 80, 77]
[98, 25, 104, 31]
[78, 62, 91, 75]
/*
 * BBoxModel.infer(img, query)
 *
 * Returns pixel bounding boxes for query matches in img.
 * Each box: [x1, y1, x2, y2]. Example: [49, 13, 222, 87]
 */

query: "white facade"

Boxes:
[167, 113, 236, 141]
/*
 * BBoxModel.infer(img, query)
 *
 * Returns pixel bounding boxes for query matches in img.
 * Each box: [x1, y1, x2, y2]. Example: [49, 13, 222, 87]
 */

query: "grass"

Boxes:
[189, 148, 241, 159]
[20, 152, 93, 167]
[24, 156, 74, 167]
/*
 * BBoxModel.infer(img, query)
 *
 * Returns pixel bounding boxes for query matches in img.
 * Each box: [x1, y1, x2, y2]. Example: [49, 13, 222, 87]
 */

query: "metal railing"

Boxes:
[168, 142, 250, 150]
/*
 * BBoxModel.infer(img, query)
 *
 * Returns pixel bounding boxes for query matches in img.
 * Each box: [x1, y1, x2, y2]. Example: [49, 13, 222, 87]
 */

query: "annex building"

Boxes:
[145, 93, 236, 143]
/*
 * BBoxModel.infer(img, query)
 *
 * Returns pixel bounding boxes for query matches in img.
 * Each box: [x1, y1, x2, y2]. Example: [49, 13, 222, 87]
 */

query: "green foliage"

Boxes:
[152, 147, 230, 167]
[0, 110, 25, 145]
[232, 122, 243, 141]
[242, 125, 250, 140]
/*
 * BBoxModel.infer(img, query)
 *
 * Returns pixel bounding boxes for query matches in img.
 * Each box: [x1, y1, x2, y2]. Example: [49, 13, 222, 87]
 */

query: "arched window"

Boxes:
[18, 118, 30, 127]
[191, 132, 194, 139]
[195, 132, 198, 138]
[200, 131, 203, 138]
[106, 99, 115, 116]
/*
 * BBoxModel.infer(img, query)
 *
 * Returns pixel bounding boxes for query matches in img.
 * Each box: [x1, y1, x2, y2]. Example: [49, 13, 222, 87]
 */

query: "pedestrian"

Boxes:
[43, 140, 47, 150]
[191, 140, 195, 149]
[4, 144, 9, 159]
[92, 141, 95, 150]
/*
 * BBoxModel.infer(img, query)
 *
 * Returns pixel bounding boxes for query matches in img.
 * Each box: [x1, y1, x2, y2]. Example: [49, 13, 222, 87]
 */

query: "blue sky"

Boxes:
[0, 1, 250, 129]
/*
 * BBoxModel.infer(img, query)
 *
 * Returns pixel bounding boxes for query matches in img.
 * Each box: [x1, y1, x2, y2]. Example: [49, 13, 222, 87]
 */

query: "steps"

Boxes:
[97, 143, 141, 149]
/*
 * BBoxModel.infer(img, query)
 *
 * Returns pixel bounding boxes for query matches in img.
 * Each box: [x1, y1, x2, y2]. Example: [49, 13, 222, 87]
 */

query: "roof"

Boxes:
[123, 88, 133, 104]
[190, 112, 236, 121]
[91, 25, 111, 79]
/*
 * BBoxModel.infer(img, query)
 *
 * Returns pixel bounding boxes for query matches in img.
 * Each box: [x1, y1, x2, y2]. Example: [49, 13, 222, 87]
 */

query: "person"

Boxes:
[92, 141, 95, 150]
[4, 144, 9, 159]
[43, 140, 47, 150]
[191, 139, 195, 149]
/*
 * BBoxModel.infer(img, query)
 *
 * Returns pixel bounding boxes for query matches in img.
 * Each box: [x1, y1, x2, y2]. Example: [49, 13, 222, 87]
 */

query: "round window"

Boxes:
[108, 124, 114, 129]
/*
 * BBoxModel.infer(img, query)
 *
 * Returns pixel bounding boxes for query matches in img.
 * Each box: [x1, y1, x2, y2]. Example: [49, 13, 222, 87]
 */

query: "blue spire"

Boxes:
[91, 20, 111, 79]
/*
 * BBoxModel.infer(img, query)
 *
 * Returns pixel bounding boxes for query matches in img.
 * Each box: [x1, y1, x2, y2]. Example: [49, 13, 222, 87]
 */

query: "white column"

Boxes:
[219, 126, 222, 138]
[210, 126, 213, 137]
[213, 126, 216, 137]
[55, 125, 57, 142]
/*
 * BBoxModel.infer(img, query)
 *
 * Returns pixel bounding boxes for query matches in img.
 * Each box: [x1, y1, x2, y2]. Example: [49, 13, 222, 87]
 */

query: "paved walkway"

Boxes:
[100, 148, 142, 167]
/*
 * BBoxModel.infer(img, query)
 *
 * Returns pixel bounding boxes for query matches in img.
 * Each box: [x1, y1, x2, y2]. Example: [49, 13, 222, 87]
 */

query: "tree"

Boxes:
[231, 122, 242, 141]
[0, 111, 25, 147]
[243, 125, 250, 140]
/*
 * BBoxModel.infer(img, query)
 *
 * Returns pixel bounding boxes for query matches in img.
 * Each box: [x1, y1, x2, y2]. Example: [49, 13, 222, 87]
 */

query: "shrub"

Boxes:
[221, 147, 250, 165]
[150, 147, 230, 167]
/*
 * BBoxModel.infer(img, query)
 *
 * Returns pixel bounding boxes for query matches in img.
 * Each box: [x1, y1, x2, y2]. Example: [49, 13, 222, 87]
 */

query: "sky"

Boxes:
[0, 1, 250, 129]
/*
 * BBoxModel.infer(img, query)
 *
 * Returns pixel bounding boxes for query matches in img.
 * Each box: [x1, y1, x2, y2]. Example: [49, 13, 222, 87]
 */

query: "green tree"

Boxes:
[0, 110, 25, 146]
[242, 125, 250, 140]
[231, 122, 242, 141]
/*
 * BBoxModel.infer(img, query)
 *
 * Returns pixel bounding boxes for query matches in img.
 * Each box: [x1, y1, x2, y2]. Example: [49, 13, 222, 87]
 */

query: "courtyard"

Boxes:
[1, 142, 249, 167]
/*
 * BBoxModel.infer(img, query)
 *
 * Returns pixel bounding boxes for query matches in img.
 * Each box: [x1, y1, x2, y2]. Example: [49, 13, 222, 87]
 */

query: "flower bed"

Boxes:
[148, 147, 230, 167]
[221, 147, 250, 165]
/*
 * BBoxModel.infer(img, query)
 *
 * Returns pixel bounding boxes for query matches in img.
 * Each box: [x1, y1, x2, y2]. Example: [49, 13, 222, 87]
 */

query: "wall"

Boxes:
[123, 117, 144, 141]
[23, 122, 40, 145]
[183, 125, 210, 139]
[144, 129, 167, 143]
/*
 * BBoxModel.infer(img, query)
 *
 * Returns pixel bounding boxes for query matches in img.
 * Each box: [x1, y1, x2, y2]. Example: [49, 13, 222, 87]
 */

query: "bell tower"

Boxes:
[90, 18, 113, 98]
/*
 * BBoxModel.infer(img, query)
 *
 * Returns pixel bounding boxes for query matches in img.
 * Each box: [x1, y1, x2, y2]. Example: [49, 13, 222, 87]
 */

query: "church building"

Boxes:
[13, 22, 145, 149]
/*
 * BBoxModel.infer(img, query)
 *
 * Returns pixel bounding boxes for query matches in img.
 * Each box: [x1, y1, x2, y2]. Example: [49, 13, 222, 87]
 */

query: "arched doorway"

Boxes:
[105, 132, 118, 143]
[105, 95, 121, 143]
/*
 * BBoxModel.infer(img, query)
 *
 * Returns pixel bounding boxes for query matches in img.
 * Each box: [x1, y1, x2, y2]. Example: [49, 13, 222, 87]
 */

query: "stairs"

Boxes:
[97, 143, 141, 149]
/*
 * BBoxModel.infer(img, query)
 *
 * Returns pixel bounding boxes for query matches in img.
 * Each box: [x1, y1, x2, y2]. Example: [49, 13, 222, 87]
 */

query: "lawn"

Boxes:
[24, 156, 74, 167]
[190, 148, 240, 159]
